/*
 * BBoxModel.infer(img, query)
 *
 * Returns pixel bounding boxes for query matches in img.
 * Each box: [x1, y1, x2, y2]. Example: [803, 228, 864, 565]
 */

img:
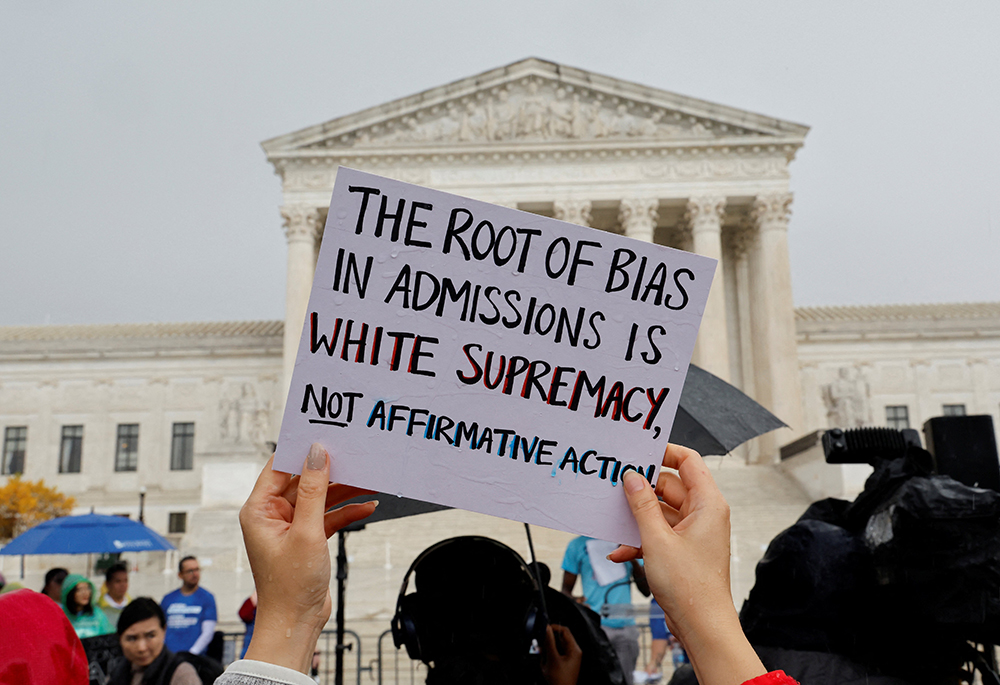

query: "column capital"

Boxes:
[751, 192, 793, 229]
[619, 197, 659, 242]
[553, 199, 593, 227]
[685, 196, 727, 233]
[280, 206, 323, 243]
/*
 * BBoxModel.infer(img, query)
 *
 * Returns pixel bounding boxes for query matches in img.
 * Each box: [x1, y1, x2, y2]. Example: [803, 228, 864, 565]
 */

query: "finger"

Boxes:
[622, 470, 673, 542]
[655, 470, 687, 510]
[323, 501, 378, 538]
[659, 501, 683, 527]
[608, 544, 641, 563]
[662, 444, 722, 500]
[290, 443, 334, 534]
[544, 625, 557, 656]
[283, 478, 375, 510]
[324, 484, 376, 511]
[280, 474, 300, 503]
[660, 443, 702, 471]
[556, 625, 581, 656]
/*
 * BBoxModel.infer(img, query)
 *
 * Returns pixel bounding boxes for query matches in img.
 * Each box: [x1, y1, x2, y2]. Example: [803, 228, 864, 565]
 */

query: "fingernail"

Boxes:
[371, 500, 380, 509]
[307, 443, 326, 471]
[623, 470, 644, 493]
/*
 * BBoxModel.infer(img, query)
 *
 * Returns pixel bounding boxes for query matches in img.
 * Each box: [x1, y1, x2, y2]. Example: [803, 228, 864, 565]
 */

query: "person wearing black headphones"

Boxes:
[215, 442, 797, 685]
[391, 536, 583, 685]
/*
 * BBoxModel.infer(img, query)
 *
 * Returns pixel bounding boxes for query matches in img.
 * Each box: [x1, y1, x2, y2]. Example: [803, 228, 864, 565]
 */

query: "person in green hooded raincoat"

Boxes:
[61, 573, 114, 638]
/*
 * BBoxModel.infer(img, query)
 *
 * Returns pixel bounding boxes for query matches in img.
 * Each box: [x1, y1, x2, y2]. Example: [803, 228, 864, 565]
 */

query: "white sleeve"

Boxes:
[188, 619, 217, 655]
[216, 660, 318, 685]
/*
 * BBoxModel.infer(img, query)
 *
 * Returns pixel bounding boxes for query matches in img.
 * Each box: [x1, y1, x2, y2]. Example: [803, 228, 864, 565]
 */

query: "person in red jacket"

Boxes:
[238, 591, 257, 659]
[0, 588, 89, 685]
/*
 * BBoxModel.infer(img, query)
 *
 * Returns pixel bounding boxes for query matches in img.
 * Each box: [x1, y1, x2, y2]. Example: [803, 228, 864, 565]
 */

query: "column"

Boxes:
[686, 196, 730, 381]
[280, 206, 322, 411]
[730, 223, 758, 463]
[619, 198, 659, 242]
[553, 199, 593, 227]
[730, 222, 756, 399]
[748, 193, 803, 463]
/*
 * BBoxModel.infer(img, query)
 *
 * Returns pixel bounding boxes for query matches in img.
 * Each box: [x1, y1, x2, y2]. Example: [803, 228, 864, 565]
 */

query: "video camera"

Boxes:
[740, 415, 1000, 685]
[822, 416, 1000, 492]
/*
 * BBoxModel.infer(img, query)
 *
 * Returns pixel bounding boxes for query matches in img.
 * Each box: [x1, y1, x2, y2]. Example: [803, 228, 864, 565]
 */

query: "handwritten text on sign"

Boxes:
[274, 168, 715, 545]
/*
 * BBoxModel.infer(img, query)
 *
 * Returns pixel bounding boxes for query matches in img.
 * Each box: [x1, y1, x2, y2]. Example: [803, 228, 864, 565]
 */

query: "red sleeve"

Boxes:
[238, 596, 257, 624]
[742, 671, 798, 685]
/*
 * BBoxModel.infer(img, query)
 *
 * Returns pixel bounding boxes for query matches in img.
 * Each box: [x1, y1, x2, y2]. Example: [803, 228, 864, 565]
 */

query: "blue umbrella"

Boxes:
[0, 513, 175, 555]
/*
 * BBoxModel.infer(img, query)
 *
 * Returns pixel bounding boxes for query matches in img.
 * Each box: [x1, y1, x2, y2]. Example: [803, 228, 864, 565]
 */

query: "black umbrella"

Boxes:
[670, 363, 786, 456]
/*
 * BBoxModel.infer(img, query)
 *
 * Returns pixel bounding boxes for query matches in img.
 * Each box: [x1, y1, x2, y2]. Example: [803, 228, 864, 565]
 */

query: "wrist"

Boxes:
[244, 609, 327, 673]
[681, 612, 765, 685]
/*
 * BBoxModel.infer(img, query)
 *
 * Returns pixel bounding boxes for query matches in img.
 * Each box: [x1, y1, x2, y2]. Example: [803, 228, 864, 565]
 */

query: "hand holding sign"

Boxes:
[274, 168, 715, 545]
[612, 445, 767, 685]
[240, 444, 377, 673]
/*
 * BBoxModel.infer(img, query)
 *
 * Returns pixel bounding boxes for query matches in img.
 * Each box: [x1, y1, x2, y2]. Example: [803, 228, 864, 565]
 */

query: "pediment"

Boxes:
[263, 58, 808, 155]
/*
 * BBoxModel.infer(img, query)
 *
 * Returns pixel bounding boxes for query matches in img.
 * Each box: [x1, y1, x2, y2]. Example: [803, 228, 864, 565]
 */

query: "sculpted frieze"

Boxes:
[306, 78, 764, 150]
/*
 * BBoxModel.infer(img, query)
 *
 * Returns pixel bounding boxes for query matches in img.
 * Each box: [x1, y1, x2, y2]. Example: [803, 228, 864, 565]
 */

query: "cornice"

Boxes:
[0, 344, 284, 365]
[795, 303, 1000, 344]
[268, 136, 803, 165]
[797, 329, 1000, 344]
[0, 321, 285, 364]
[0, 320, 283, 342]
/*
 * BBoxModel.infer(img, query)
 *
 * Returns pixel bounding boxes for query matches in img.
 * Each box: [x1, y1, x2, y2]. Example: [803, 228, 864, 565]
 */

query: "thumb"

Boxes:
[622, 470, 668, 539]
[293, 443, 333, 533]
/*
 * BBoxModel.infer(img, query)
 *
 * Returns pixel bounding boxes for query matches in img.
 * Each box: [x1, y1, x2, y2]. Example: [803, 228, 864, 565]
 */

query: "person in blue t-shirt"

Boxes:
[161, 555, 218, 655]
[562, 536, 649, 685]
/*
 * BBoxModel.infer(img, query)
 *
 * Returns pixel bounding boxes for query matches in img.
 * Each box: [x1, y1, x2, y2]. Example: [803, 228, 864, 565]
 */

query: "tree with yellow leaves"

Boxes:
[0, 476, 75, 540]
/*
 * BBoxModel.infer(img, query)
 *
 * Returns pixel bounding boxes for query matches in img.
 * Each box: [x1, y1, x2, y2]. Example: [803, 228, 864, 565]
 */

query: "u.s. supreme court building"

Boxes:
[3, 59, 998, 623]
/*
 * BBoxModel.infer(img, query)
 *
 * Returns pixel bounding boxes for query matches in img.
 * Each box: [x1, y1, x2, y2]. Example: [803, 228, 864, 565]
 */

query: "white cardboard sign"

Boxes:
[274, 168, 715, 545]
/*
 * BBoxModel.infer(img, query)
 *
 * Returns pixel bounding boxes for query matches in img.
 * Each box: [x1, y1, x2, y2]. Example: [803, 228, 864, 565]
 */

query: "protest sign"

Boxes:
[274, 168, 716, 545]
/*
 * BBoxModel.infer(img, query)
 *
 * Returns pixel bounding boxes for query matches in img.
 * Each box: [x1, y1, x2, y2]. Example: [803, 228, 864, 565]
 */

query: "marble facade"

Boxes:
[263, 58, 809, 461]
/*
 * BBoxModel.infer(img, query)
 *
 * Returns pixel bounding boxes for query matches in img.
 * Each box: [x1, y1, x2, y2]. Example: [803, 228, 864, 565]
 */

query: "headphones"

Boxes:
[391, 536, 547, 663]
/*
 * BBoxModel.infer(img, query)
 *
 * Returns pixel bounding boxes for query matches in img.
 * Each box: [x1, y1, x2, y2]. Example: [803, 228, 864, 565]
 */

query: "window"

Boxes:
[886, 406, 910, 430]
[59, 425, 83, 473]
[2, 427, 26, 475]
[115, 424, 139, 472]
[170, 422, 195, 470]
[942, 404, 967, 417]
[168, 512, 187, 534]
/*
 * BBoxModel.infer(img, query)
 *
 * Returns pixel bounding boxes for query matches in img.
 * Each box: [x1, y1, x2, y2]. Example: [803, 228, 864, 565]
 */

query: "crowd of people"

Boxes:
[0, 555, 223, 684]
[0, 442, 796, 685]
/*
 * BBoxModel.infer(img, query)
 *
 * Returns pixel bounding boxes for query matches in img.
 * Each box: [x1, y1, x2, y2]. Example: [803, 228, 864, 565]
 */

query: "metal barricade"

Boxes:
[224, 606, 658, 685]
[222, 629, 369, 685]
[375, 629, 429, 685]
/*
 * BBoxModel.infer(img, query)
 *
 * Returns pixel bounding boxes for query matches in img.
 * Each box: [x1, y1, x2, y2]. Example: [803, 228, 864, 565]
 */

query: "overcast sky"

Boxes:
[2, 2, 998, 327]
